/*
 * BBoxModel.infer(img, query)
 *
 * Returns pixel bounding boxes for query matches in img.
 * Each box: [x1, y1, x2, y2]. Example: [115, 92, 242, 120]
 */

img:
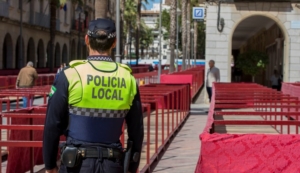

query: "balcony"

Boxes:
[142, 17, 157, 22]
[0, 1, 9, 17]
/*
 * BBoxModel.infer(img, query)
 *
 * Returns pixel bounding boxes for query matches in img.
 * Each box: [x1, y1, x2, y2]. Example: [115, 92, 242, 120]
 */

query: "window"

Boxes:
[56, 8, 60, 20]
[18, 0, 21, 9]
[163, 56, 167, 59]
[163, 45, 167, 49]
[40, 0, 43, 13]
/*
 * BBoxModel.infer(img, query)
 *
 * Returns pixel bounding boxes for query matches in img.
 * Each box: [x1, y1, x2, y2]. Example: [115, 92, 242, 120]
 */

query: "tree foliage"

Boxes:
[236, 50, 269, 77]
[156, 10, 170, 32]
[196, 21, 206, 57]
[157, 2, 206, 57]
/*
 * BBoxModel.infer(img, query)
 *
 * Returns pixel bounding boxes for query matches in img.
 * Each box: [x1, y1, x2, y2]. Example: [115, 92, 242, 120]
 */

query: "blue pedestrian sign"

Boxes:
[193, 7, 205, 20]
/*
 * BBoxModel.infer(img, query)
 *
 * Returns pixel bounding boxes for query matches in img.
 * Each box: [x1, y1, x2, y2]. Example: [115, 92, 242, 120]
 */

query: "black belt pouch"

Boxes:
[61, 146, 81, 168]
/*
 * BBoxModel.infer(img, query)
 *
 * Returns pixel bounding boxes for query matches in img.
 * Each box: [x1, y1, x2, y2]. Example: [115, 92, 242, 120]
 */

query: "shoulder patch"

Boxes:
[49, 85, 56, 97]
[69, 60, 88, 67]
[118, 63, 132, 73]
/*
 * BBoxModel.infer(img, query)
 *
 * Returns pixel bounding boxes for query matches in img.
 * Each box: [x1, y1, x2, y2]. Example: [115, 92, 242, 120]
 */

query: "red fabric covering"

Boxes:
[6, 116, 65, 173]
[196, 133, 300, 173]
[195, 83, 300, 173]
[6, 118, 44, 173]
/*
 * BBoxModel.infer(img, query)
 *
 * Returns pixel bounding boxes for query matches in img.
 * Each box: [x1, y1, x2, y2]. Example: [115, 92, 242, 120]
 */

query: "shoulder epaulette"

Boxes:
[118, 63, 132, 73]
[69, 60, 88, 67]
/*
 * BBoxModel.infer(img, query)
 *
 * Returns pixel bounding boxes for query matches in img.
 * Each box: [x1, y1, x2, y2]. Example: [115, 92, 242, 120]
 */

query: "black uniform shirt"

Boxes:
[43, 57, 144, 172]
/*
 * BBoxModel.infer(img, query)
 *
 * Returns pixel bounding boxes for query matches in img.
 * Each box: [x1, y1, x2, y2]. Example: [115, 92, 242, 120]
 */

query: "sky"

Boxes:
[144, 0, 161, 10]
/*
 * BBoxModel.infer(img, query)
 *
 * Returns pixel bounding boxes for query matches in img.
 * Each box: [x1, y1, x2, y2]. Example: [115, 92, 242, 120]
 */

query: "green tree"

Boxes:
[132, 0, 152, 64]
[156, 10, 170, 32]
[169, 0, 177, 73]
[196, 21, 206, 58]
[47, 0, 82, 72]
[236, 50, 269, 82]
[140, 23, 154, 58]
[186, 0, 191, 67]
[95, 0, 108, 18]
[181, 0, 187, 70]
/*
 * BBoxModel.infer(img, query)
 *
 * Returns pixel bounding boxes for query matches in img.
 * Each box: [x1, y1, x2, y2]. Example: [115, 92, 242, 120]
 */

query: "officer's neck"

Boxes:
[89, 50, 110, 57]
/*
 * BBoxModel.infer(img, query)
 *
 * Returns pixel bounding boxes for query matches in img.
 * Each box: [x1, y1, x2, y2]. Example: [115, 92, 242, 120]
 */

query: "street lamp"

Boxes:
[141, 42, 145, 59]
[75, 7, 85, 59]
[191, 24, 195, 67]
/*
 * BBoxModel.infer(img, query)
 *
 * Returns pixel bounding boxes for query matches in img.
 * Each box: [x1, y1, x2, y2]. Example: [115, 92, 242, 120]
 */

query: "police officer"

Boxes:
[43, 18, 144, 173]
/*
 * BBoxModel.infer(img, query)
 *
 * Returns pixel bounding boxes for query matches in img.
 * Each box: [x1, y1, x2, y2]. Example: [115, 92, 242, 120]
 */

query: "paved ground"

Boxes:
[153, 89, 209, 173]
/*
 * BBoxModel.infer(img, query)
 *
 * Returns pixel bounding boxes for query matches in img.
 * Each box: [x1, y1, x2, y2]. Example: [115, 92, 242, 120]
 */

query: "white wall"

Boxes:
[205, 2, 300, 83]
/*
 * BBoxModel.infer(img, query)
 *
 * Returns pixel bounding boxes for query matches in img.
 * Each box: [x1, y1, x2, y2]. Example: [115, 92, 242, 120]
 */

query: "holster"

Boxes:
[61, 146, 82, 168]
[123, 141, 133, 173]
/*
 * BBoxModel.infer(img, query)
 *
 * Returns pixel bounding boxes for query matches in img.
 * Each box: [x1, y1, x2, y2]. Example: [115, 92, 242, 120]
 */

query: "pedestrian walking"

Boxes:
[148, 64, 154, 72]
[206, 60, 220, 103]
[270, 69, 281, 91]
[43, 18, 144, 173]
[234, 67, 242, 82]
[16, 61, 38, 108]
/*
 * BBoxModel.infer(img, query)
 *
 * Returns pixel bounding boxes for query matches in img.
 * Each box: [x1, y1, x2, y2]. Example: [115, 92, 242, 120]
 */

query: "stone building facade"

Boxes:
[205, 2, 300, 83]
[0, 0, 96, 70]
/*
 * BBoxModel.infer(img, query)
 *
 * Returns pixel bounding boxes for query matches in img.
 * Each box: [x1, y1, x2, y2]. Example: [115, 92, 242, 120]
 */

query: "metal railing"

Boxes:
[0, 69, 205, 173]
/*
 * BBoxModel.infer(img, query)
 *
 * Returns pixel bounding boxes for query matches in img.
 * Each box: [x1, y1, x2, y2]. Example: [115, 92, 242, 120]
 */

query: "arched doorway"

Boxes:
[62, 44, 68, 64]
[2, 33, 13, 69]
[27, 38, 35, 66]
[231, 15, 285, 86]
[54, 43, 61, 67]
[70, 39, 76, 60]
[37, 39, 45, 68]
[46, 41, 51, 68]
[15, 36, 25, 69]
[77, 38, 81, 59]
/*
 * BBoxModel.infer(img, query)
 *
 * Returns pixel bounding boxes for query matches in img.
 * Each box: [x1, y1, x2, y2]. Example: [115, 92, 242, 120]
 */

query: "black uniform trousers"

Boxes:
[206, 87, 212, 103]
[59, 137, 123, 173]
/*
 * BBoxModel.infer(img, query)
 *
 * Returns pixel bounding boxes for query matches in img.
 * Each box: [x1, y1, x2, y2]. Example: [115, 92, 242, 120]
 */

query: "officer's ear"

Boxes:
[85, 35, 90, 46]
[111, 38, 116, 49]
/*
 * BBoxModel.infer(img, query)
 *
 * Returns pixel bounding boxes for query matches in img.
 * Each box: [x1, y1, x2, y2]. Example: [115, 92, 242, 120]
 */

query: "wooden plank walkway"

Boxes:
[214, 109, 279, 134]
[153, 88, 209, 173]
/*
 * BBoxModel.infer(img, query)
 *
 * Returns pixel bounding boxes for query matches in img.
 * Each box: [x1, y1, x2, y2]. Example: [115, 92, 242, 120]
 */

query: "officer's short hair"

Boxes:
[87, 18, 116, 52]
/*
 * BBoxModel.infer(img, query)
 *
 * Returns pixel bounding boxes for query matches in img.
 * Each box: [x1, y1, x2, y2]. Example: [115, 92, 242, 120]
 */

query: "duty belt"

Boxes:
[78, 147, 123, 159]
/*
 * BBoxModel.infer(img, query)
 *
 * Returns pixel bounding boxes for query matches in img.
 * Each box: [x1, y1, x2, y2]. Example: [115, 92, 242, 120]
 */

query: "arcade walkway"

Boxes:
[153, 89, 209, 173]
